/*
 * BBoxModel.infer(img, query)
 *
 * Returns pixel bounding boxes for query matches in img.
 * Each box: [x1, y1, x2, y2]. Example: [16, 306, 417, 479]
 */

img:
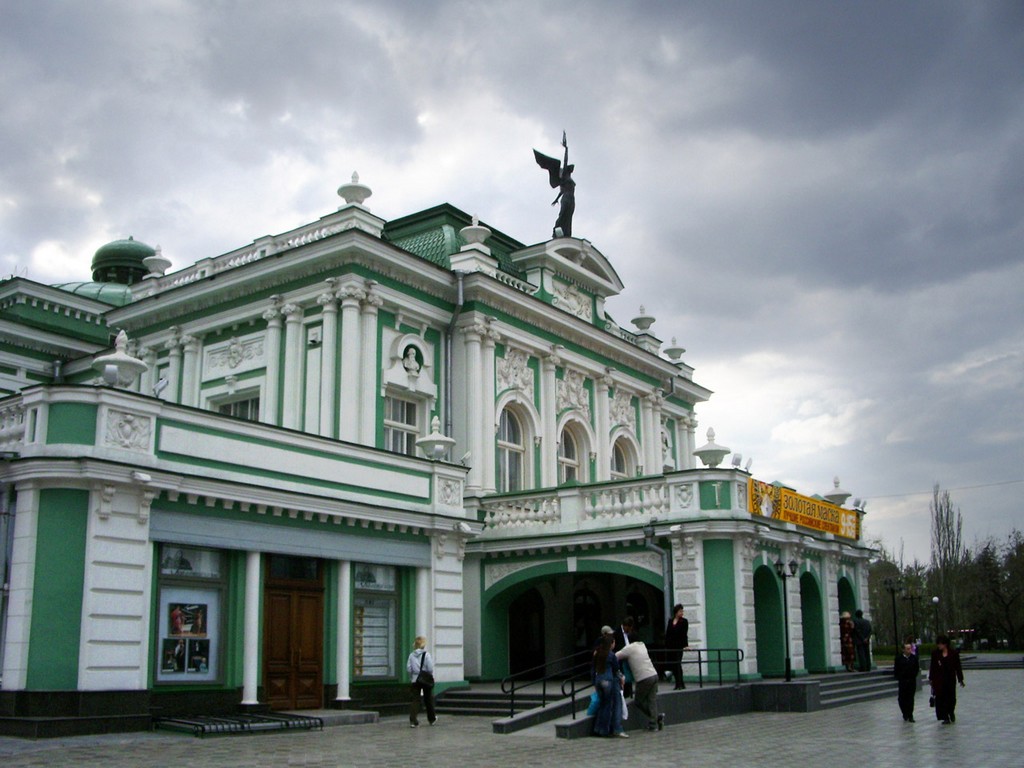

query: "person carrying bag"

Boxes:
[407, 636, 437, 727]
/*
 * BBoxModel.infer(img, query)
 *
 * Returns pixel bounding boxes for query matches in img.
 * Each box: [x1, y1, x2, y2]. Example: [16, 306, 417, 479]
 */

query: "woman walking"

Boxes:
[928, 634, 965, 724]
[407, 636, 437, 728]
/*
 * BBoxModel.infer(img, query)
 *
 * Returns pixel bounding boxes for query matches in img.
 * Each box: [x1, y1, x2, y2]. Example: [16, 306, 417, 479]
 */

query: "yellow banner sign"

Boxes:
[749, 479, 859, 539]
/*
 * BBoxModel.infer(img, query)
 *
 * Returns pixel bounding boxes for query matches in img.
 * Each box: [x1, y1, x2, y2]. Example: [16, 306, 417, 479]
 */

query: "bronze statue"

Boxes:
[533, 131, 575, 238]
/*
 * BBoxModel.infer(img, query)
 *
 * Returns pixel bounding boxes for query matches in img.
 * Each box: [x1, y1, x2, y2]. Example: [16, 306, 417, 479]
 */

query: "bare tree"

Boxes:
[929, 484, 966, 636]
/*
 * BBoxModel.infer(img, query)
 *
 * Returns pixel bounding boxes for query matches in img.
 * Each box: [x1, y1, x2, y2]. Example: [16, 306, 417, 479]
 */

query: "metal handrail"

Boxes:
[500, 646, 745, 720]
[499, 649, 593, 717]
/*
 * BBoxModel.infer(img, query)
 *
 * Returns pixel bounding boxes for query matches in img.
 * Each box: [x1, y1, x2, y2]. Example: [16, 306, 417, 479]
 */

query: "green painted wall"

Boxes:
[703, 539, 738, 677]
[699, 480, 732, 510]
[27, 488, 89, 688]
[45, 402, 97, 445]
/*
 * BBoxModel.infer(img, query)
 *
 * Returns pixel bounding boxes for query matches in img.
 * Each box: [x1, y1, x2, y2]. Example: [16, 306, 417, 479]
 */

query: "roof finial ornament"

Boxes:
[337, 171, 372, 208]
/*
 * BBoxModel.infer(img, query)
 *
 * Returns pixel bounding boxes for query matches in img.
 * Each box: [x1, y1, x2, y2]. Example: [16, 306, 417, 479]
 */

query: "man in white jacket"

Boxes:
[615, 640, 664, 732]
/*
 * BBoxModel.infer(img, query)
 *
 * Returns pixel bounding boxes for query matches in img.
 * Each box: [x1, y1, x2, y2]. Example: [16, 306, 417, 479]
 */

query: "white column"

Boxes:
[338, 284, 364, 442]
[281, 303, 303, 430]
[241, 550, 262, 705]
[140, 347, 157, 397]
[594, 370, 613, 481]
[480, 323, 499, 494]
[462, 323, 485, 491]
[650, 390, 665, 472]
[358, 287, 382, 445]
[416, 565, 432, 640]
[262, 302, 283, 425]
[180, 334, 200, 407]
[318, 290, 339, 438]
[639, 393, 655, 475]
[164, 328, 182, 404]
[539, 348, 561, 487]
[335, 560, 351, 702]
[684, 415, 698, 469]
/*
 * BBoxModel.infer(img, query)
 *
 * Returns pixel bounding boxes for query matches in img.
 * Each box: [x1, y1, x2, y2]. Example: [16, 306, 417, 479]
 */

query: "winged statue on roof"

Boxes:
[533, 130, 576, 238]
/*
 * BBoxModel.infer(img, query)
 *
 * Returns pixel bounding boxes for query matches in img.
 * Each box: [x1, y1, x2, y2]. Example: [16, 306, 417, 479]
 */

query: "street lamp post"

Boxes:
[932, 596, 941, 640]
[883, 577, 902, 648]
[774, 558, 799, 682]
[902, 593, 921, 642]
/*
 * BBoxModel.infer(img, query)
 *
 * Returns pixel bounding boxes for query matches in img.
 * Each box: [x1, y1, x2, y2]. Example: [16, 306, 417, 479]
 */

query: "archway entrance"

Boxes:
[508, 587, 545, 677]
[837, 576, 857, 615]
[482, 566, 664, 681]
[753, 564, 784, 677]
[800, 572, 827, 672]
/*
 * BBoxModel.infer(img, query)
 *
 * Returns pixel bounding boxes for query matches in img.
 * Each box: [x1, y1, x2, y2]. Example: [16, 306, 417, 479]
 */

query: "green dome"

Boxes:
[91, 236, 154, 284]
[52, 281, 135, 306]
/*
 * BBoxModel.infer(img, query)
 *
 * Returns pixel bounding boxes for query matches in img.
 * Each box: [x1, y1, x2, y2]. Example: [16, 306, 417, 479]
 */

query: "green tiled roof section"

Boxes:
[383, 203, 527, 280]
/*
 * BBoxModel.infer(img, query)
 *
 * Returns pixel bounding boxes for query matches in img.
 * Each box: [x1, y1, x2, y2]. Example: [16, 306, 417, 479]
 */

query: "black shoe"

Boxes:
[909, 717, 915, 723]
[657, 713, 665, 731]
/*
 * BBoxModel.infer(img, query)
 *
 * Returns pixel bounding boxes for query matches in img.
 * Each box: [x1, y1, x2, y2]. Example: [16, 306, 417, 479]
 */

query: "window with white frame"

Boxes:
[497, 408, 526, 492]
[558, 427, 581, 485]
[216, 393, 260, 422]
[611, 438, 635, 480]
[384, 395, 419, 455]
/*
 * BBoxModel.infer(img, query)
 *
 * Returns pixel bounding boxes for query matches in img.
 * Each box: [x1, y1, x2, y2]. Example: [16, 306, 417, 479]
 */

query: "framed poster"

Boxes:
[156, 585, 220, 682]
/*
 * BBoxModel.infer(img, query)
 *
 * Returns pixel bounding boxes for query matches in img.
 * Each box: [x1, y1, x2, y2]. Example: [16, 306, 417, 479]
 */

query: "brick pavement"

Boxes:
[0, 670, 1019, 768]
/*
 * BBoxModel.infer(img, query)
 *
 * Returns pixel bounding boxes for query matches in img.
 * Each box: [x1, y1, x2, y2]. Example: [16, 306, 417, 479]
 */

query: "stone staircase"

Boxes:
[818, 669, 901, 709]
[435, 686, 551, 719]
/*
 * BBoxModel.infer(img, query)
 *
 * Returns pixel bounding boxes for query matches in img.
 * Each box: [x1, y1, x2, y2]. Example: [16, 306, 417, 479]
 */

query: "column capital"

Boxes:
[597, 366, 615, 389]
[180, 334, 199, 352]
[543, 344, 563, 369]
[281, 302, 303, 319]
[317, 291, 339, 310]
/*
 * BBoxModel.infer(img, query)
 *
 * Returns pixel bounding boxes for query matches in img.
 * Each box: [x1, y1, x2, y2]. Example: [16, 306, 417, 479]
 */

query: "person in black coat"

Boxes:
[893, 640, 920, 722]
[664, 604, 690, 690]
[929, 634, 965, 724]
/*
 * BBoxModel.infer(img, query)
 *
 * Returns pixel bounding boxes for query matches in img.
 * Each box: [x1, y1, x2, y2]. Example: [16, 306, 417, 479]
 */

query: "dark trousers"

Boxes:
[897, 680, 916, 720]
[410, 682, 436, 725]
[856, 643, 871, 671]
[935, 689, 957, 722]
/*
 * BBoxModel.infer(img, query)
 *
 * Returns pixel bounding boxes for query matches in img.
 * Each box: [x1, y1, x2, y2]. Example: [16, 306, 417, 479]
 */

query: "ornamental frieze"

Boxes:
[204, 334, 265, 377]
[610, 389, 636, 429]
[553, 281, 593, 322]
[497, 347, 534, 398]
[103, 410, 152, 452]
[557, 369, 590, 419]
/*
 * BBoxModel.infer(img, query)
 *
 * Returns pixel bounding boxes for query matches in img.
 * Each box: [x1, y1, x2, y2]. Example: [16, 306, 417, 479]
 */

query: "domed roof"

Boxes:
[91, 236, 154, 284]
[52, 281, 135, 306]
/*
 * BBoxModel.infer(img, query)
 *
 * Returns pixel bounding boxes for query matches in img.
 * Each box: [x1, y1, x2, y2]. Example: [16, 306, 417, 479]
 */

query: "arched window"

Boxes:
[497, 408, 526, 492]
[611, 438, 634, 479]
[558, 428, 580, 485]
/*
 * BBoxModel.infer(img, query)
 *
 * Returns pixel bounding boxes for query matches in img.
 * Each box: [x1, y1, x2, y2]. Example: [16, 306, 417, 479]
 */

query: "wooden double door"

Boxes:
[263, 556, 324, 710]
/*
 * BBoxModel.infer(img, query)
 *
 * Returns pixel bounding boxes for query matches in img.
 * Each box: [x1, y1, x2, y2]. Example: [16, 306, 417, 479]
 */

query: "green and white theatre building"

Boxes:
[0, 177, 873, 734]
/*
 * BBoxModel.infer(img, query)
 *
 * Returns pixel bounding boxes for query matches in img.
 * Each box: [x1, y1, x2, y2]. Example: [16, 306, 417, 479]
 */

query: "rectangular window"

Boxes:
[217, 395, 260, 422]
[383, 396, 418, 455]
[353, 563, 398, 679]
[155, 545, 225, 684]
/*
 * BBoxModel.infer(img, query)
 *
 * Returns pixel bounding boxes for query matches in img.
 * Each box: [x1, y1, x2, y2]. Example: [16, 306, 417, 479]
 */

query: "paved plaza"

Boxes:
[1, 670, 1020, 768]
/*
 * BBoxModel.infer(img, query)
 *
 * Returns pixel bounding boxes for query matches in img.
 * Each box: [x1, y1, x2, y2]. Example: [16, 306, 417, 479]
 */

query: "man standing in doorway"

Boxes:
[853, 609, 873, 672]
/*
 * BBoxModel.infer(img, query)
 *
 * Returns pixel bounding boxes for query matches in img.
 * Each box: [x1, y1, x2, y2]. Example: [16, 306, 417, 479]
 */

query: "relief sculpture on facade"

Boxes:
[497, 347, 534, 398]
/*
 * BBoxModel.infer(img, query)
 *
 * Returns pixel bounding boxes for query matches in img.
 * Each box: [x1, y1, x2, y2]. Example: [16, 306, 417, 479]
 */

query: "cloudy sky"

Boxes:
[3, 1, 1022, 563]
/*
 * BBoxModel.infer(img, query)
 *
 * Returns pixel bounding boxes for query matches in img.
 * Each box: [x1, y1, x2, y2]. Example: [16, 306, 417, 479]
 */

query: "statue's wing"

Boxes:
[533, 149, 561, 188]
